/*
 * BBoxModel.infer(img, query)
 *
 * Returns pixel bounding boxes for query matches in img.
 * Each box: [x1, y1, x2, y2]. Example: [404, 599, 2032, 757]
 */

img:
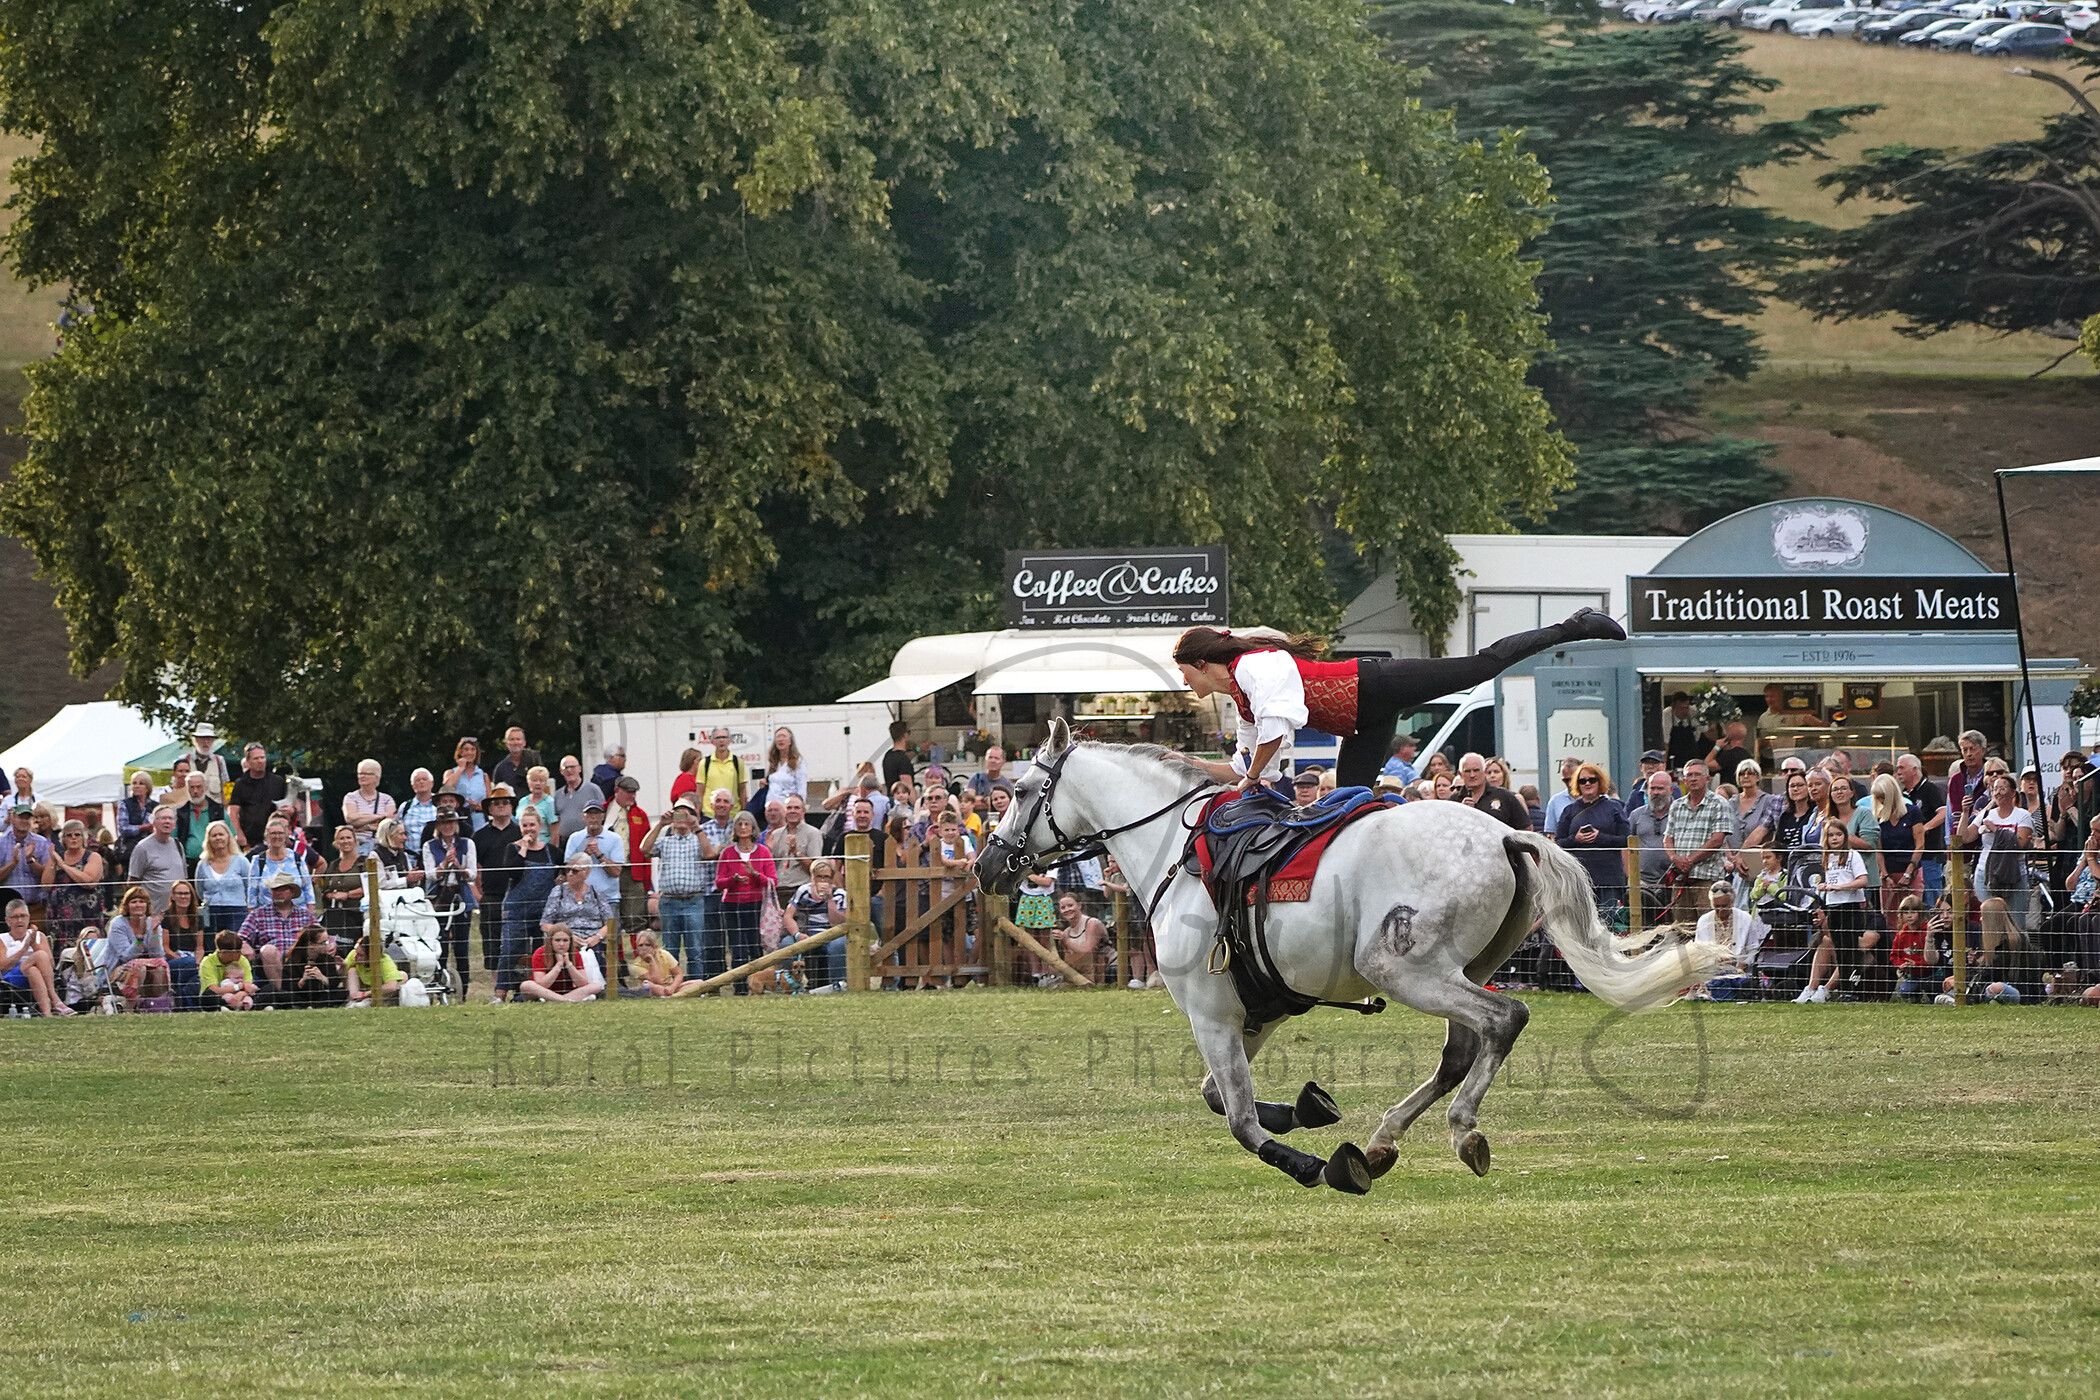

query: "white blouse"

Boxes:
[1228, 651, 1307, 777]
[765, 762, 809, 802]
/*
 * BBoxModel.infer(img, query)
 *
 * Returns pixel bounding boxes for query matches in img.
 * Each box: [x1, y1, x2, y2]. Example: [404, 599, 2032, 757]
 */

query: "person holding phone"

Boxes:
[1958, 772, 2035, 924]
[1553, 762, 1630, 914]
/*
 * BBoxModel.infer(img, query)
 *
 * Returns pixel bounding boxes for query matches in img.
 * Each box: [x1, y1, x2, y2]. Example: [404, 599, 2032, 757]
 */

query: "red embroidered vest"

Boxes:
[1227, 652, 1360, 737]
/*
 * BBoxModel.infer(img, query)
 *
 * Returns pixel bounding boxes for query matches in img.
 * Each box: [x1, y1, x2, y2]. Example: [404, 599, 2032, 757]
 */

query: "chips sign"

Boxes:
[1004, 547, 1229, 629]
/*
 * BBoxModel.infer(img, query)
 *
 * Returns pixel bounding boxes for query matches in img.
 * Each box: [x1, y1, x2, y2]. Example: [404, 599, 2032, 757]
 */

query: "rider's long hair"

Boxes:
[1172, 627, 1327, 668]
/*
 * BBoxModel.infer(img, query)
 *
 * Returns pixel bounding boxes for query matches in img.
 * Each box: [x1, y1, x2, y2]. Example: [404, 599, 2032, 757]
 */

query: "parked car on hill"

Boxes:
[1899, 16, 1978, 42]
[1691, 0, 1757, 20]
[1652, 0, 1715, 21]
[1972, 20, 2079, 50]
[1934, 16, 2019, 45]
[1792, 7, 1878, 35]
[1858, 7, 1958, 39]
[1742, 0, 1846, 30]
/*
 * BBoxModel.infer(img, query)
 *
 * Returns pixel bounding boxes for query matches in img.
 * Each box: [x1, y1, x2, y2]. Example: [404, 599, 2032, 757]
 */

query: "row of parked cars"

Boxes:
[1609, 0, 2093, 55]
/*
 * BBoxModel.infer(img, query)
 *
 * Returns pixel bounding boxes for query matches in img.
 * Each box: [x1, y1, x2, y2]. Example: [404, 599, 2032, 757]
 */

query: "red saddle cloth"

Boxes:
[1190, 791, 1384, 904]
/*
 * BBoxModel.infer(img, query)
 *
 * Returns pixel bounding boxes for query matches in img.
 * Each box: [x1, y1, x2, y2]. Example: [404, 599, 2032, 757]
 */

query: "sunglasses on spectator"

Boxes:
[1577, 776, 1599, 786]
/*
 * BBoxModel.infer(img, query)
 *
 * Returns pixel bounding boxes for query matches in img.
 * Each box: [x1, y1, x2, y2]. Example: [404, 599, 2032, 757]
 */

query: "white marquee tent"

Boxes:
[0, 702, 184, 807]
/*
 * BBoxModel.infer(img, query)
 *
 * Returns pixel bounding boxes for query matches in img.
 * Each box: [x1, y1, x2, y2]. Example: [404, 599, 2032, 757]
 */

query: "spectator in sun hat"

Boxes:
[182, 723, 231, 795]
[239, 870, 313, 991]
[423, 804, 479, 994]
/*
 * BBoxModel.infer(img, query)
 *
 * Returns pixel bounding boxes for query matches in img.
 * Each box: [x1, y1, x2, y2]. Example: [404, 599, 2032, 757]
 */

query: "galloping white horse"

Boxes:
[976, 720, 1732, 1194]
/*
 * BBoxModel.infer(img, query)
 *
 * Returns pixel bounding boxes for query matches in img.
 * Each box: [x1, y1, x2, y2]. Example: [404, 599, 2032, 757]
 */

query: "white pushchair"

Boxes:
[377, 888, 457, 1005]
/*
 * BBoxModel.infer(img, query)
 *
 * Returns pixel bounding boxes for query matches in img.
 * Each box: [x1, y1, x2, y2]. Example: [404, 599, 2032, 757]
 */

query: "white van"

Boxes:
[1294, 678, 1537, 795]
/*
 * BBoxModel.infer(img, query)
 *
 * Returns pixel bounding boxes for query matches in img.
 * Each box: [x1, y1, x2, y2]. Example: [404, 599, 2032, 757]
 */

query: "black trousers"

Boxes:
[1334, 618, 1595, 788]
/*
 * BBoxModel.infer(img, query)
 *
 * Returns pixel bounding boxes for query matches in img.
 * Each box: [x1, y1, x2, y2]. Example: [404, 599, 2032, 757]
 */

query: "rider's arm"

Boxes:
[1229, 651, 1305, 782]
[1236, 737, 1285, 789]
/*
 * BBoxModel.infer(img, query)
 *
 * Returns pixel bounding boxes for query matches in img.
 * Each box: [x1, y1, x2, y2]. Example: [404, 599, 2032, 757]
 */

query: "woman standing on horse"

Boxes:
[1171, 608, 1624, 792]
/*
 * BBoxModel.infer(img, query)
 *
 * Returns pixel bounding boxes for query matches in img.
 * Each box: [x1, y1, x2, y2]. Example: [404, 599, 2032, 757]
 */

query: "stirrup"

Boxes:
[1207, 938, 1232, 975]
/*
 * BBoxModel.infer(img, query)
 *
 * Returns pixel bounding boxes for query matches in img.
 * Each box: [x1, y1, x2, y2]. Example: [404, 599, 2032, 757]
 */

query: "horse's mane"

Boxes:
[1079, 740, 1216, 783]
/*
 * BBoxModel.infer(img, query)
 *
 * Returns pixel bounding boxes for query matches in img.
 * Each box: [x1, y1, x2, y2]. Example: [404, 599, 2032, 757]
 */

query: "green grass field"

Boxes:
[6, 991, 2095, 1397]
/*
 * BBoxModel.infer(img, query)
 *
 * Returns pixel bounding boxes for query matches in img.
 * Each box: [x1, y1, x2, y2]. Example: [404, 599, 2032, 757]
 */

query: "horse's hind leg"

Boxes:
[1421, 975, 1529, 1176]
[1363, 1020, 1476, 1179]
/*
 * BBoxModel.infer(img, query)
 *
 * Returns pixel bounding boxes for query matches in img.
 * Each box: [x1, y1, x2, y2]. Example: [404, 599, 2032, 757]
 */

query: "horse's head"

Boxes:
[974, 716, 1074, 897]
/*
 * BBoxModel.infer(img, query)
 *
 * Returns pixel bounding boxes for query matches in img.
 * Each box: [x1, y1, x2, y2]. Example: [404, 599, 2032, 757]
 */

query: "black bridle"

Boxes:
[982, 744, 1215, 893]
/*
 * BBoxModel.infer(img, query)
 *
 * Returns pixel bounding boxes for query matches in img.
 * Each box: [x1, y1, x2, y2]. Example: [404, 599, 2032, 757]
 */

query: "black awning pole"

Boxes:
[1994, 469, 2040, 772]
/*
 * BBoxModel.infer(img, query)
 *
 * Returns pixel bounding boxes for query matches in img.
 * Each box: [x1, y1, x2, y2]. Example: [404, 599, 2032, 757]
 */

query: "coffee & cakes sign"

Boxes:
[1004, 547, 1229, 629]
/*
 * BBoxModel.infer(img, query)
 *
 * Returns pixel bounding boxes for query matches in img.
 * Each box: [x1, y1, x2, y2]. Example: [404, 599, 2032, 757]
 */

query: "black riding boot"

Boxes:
[1480, 607, 1626, 667]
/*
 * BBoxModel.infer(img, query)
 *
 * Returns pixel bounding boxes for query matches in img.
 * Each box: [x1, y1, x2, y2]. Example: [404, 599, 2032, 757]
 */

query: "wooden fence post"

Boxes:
[1112, 887, 1129, 991]
[1625, 845, 1643, 941]
[984, 893, 1011, 987]
[844, 832, 871, 995]
[1949, 846, 1968, 1006]
[363, 856, 384, 1006]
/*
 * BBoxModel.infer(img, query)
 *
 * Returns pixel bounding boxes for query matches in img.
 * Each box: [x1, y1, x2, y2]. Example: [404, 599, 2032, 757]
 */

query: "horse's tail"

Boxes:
[1504, 833, 1731, 1013]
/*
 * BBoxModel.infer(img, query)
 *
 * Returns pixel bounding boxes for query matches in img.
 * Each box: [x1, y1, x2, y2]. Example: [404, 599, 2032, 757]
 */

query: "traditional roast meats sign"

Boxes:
[1630, 575, 2016, 634]
[1005, 547, 1229, 629]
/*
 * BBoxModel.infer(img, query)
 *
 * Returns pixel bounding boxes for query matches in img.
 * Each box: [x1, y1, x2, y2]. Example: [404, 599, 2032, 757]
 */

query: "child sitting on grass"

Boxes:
[197, 931, 256, 1011]
[346, 934, 404, 1007]
[629, 928, 685, 998]
[1889, 894, 1931, 999]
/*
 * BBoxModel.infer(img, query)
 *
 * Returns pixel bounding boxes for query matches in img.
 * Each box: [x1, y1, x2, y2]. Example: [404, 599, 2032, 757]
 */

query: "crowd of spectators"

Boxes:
[1505, 727, 2100, 1005]
[9, 708, 2097, 1015]
[0, 718, 1125, 1014]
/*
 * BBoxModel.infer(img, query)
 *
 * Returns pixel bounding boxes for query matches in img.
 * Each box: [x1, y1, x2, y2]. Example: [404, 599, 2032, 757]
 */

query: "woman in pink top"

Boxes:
[712, 812, 776, 996]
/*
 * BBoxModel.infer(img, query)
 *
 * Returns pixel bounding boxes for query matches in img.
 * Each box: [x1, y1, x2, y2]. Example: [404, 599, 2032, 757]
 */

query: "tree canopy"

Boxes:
[1779, 50, 2100, 374]
[0, 0, 1572, 756]
[1371, 0, 1863, 533]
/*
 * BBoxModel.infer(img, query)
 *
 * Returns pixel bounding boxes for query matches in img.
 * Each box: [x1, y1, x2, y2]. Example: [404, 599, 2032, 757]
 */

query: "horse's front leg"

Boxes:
[1188, 1016, 1325, 1186]
[1199, 1022, 1342, 1136]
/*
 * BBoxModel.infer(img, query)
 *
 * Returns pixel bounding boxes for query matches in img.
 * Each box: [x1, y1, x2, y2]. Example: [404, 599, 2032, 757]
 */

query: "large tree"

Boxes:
[1371, 0, 1862, 533]
[1779, 50, 2100, 374]
[0, 0, 1569, 756]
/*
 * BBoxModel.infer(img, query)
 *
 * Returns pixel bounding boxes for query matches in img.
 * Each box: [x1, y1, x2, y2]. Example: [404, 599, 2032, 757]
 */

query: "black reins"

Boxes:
[983, 745, 1215, 919]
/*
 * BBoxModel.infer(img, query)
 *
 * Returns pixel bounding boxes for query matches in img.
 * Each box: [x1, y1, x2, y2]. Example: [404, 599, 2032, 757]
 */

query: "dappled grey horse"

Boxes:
[976, 720, 1730, 1193]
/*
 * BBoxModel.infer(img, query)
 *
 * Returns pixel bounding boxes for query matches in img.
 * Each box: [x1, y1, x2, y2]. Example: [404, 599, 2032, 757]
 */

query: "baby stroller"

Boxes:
[1750, 852, 1825, 999]
[376, 887, 456, 1005]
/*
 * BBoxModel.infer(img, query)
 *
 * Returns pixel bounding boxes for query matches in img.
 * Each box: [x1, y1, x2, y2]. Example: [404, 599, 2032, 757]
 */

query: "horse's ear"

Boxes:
[1045, 716, 1072, 756]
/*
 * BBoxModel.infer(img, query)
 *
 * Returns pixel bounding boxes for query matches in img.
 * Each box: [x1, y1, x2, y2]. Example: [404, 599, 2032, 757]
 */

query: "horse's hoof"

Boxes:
[1457, 1130, 1491, 1177]
[1362, 1141, 1399, 1180]
[1323, 1142, 1374, 1195]
[1293, 1081, 1341, 1130]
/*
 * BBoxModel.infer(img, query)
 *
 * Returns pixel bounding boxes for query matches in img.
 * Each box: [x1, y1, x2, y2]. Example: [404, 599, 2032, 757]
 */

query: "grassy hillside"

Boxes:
[1728, 30, 2091, 376]
[1701, 372, 2100, 658]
